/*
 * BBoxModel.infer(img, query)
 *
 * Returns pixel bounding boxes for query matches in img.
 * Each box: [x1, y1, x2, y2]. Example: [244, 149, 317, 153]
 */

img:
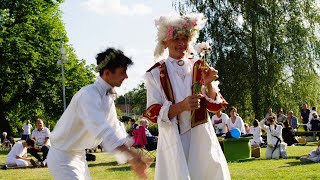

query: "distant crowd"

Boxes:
[1, 103, 320, 169]
[211, 103, 320, 161]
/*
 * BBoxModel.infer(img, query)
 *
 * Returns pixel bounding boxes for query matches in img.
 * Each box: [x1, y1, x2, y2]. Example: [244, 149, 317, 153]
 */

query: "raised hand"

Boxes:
[181, 94, 203, 111]
[202, 67, 218, 85]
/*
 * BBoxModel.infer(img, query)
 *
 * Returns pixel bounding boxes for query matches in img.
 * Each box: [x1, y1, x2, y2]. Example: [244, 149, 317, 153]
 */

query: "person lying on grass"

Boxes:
[5, 138, 38, 168]
[300, 140, 320, 163]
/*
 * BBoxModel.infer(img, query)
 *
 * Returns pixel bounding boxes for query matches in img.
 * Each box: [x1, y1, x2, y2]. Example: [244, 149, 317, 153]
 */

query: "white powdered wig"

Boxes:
[154, 13, 207, 60]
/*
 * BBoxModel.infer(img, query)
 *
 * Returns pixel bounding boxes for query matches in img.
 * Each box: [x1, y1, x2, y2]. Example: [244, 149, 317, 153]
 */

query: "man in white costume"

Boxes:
[47, 48, 150, 180]
[260, 117, 283, 159]
[143, 13, 231, 180]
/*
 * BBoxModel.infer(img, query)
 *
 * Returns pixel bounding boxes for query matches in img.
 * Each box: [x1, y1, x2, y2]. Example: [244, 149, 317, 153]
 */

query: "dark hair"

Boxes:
[26, 138, 35, 147]
[283, 121, 289, 128]
[230, 106, 237, 112]
[96, 48, 133, 76]
[312, 106, 317, 111]
[253, 119, 259, 127]
[268, 116, 275, 122]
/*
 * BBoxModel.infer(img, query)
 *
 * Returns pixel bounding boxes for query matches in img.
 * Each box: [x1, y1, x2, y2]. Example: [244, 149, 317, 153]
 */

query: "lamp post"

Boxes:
[124, 87, 127, 115]
[57, 40, 67, 111]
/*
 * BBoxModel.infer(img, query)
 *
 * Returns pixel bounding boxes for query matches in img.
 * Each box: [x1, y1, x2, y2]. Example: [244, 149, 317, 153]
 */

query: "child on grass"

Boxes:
[4, 138, 37, 169]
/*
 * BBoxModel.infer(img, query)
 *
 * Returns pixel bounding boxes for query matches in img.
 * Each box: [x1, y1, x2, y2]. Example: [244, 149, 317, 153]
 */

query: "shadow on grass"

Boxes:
[88, 163, 133, 172]
[0, 151, 9, 155]
[277, 160, 316, 168]
[88, 161, 118, 167]
[107, 162, 156, 171]
[88, 160, 156, 171]
[285, 161, 316, 166]
[108, 166, 131, 171]
[304, 143, 318, 147]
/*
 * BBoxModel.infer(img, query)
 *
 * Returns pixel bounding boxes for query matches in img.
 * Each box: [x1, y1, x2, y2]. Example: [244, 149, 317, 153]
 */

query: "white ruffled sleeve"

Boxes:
[201, 81, 223, 104]
[144, 72, 173, 123]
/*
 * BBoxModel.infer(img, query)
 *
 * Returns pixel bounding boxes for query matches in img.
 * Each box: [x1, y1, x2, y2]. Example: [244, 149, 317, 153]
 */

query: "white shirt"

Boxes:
[31, 127, 50, 146]
[226, 116, 245, 133]
[249, 126, 262, 144]
[211, 113, 229, 134]
[309, 110, 318, 122]
[166, 57, 193, 134]
[260, 119, 282, 146]
[7, 141, 26, 160]
[22, 124, 32, 135]
[50, 76, 128, 153]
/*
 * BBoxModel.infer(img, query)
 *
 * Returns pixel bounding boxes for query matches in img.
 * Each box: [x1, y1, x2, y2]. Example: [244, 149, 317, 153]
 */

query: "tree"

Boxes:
[115, 82, 147, 116]
[174, 0, 320, 121]
[0, 0, 95, 135]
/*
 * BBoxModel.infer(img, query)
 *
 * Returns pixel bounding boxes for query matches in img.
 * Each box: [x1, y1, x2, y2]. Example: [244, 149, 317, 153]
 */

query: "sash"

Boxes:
[191, 60, 208, 127]
[143, 59, 228, 129]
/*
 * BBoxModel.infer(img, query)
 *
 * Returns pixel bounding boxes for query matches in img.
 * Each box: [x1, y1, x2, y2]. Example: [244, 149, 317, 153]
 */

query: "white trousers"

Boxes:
[6, 158, 29, 167]
[266, 146, 280, 159]
[47, 147, 91, 180]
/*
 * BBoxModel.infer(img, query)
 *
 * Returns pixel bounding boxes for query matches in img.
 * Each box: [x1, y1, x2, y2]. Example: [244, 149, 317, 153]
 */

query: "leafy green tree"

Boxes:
[174, 0, 320, 122]
[0, 0, 95, 135]
[116, 82, 147, 116]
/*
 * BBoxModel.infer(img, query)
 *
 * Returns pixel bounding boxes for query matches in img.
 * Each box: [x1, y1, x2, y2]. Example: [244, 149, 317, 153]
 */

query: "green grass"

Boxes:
[0, 143, 318, 180]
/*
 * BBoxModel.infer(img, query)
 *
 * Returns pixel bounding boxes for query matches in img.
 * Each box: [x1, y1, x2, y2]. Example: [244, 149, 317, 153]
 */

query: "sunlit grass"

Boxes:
[0, 142, 318, 180]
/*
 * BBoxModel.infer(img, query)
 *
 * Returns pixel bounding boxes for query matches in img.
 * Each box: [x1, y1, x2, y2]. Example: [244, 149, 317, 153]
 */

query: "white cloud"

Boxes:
[82, 0, 152, 16]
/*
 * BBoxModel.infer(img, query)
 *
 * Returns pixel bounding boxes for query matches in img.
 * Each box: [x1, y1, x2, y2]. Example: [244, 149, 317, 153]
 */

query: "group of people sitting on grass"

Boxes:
[300, 104, 320, 131]
[211, 107, 320, 161]
[2, 118, 50, 169]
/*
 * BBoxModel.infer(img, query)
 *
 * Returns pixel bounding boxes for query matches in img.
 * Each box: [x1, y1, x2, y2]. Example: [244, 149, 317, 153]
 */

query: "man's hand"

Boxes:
[168, 94, 204, 119]
[181, 94, 203, 111]
[117, 145, 152, 179]
[128, 155, 152, 180]
[202, 67, 218, 85]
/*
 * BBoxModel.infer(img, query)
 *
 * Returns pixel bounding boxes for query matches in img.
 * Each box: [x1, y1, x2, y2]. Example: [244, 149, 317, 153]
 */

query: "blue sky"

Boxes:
[60, 0, 176, 95]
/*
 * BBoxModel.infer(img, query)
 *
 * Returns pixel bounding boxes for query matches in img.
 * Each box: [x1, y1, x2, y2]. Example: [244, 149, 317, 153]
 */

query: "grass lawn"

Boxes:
[0, 142, 318, 180]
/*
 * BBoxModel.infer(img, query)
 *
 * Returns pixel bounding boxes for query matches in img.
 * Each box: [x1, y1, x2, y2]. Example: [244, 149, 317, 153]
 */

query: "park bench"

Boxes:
[295, 131, 320, 141]
[295, 123, 320, 141]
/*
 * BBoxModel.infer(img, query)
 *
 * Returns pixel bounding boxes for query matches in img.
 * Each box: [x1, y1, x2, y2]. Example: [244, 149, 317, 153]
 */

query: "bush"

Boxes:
[148, 123, 158, 136]
[120, 116, 134, 123]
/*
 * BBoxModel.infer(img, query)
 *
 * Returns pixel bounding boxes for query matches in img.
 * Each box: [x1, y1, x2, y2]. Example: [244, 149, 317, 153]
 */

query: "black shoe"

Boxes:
[30, 159, 38, 168]
[1, 165, 7, 170]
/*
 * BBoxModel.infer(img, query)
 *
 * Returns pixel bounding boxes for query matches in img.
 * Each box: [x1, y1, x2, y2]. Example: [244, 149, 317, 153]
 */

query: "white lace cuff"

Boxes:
[211, 80, 220, 92]
[202, 81, 223, 104]
[158, 100, 172, 123]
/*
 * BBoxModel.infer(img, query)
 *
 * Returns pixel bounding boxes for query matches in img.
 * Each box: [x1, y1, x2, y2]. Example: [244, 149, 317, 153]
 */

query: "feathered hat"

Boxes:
[154, 13, 207, 60]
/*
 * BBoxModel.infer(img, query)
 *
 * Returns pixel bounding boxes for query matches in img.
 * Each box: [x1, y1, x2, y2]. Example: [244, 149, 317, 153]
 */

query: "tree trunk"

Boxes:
[250, 0, 260, 117]
[0, 105, 12, 135]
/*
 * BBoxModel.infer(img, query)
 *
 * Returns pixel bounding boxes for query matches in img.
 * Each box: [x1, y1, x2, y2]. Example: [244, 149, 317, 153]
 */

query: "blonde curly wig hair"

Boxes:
[154, 13, 207, 60]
